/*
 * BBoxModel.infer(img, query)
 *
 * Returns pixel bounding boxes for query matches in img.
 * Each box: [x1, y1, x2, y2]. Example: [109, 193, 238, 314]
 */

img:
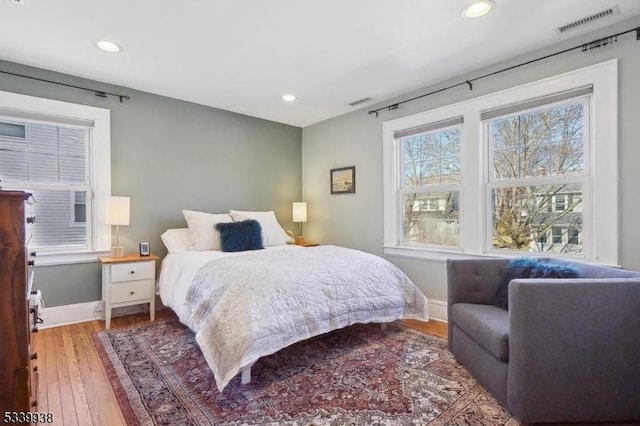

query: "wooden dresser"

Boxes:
[0, 190, 39, 415]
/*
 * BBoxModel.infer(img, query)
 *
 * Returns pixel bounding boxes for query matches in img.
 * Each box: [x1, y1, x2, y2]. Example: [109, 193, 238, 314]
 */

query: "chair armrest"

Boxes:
[507, 278, 640, 422]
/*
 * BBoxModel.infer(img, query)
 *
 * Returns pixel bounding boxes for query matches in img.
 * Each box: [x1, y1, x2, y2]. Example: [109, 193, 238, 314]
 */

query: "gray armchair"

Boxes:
[447, 257, 640, 423]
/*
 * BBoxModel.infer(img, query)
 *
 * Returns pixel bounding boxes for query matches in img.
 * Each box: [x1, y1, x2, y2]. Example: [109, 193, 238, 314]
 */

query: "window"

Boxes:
[399, 119, 462, 247]
[383, 60, 618, 265]
[553, 195, 567, 212]
[0, 90, 112, 265]
[73, 191, 87, 225]
[0, 120, 90, 247]
[568, 229, 579, 245]
[487, 96, 587, 256]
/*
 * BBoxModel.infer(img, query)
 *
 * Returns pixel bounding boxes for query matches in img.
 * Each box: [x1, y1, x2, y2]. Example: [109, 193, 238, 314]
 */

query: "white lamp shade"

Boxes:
[292, 202, 307, 223]
[106, 196, 130, 226]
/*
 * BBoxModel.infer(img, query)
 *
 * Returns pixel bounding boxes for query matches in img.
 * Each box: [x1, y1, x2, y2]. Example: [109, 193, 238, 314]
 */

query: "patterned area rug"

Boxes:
[94, 320, 518, 425]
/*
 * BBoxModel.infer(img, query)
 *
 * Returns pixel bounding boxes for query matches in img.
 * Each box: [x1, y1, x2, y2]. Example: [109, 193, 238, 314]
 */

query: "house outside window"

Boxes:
[0, 90, 112, 265]
[383, 60, 618, 265]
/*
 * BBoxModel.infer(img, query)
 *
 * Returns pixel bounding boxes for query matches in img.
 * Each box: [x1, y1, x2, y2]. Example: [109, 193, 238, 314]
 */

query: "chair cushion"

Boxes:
[451, 303, 509, 361]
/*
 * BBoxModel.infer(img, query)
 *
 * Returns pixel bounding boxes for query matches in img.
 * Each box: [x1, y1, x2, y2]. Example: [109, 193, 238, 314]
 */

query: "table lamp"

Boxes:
[292, 201, 307, 245]
[106, 196, 130, 257]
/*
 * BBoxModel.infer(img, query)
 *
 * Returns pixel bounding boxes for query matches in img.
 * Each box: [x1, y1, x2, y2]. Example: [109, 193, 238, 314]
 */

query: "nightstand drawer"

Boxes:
[111, 261, 155, 283]
[111, 280, 154, 304]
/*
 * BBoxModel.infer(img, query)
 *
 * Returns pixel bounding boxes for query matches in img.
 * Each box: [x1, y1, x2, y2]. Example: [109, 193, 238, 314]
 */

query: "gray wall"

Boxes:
[0, 60, 302, 307]
[302, 16, 640, 305]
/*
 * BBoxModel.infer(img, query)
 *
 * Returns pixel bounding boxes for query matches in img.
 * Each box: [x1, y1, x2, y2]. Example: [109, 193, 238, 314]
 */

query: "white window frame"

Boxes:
[383, 59, 618, 266]
[0, 89, 112, 265]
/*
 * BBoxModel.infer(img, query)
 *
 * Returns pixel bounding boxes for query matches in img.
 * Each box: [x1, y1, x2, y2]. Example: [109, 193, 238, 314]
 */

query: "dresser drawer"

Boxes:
[111, 261, 155, 283]
[111, 280, 154, 304]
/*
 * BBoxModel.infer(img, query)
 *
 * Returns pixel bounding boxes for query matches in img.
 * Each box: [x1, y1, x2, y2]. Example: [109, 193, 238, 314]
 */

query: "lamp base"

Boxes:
[295, 236, 305, 245]
[111, 246, 125, 258]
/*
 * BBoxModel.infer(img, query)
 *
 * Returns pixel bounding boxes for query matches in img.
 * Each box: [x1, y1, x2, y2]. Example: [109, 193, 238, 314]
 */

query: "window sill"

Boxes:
[33, 249, 111, 266]
[383, 245, 617, 267]
[383, 245, 494, 263]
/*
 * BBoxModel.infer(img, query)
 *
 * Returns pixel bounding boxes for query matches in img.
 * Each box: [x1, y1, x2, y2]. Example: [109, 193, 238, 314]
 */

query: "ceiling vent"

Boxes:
[556, 6, 619, 35]
[348, 97, 374, 107]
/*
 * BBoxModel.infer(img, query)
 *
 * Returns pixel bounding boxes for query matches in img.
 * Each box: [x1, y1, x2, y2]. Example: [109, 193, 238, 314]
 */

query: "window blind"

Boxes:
[394, 116, 463, 139]
[481, 85, 593, 121]
[0, 108, 94, 128]
[0, 118, 90, 249]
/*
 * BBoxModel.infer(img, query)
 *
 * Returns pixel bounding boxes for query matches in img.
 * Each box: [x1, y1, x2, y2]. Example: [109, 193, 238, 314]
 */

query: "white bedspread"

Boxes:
[160, 245, 428, 392]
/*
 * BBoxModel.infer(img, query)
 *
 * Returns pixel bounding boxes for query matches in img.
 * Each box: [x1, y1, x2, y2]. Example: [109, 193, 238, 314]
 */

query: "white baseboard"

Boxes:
[40, 301, 103, 329]
[428, 299, 448, 323]
[40, 299, 156, 329]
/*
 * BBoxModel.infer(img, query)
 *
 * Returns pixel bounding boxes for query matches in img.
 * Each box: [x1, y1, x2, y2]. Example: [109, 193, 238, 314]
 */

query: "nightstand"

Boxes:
[99, 253, 160, 329]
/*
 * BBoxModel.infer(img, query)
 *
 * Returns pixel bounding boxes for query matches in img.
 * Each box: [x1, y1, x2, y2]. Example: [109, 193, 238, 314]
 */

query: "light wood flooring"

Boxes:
[34, 310, 447, 426]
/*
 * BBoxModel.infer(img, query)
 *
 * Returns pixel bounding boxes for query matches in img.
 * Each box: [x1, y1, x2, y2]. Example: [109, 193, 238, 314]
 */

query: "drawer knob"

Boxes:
[26, 216, 36, 224]
[130, 291, 135, 295]
[130, 270, 135, 274]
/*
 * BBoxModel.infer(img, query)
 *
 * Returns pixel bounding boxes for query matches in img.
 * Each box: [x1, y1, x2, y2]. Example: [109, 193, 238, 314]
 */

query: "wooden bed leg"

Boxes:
[380, 322, 387, 331]
[241, 362, 255, 385]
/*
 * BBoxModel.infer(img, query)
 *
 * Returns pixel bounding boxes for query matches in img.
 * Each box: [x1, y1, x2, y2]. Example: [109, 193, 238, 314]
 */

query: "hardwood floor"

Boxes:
[34, 310, 447, 425]
[401, 318, 448, 339]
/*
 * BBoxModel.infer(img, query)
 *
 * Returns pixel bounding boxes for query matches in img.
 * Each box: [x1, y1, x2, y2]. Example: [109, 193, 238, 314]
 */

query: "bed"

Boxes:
[158, 210, 429, 392]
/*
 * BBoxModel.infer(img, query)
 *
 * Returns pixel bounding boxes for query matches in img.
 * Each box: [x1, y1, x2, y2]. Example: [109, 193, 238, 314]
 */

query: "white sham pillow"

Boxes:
[160, 228, 191, 253]
[182, 210, 234, 251]
[229, 210, 290, 246]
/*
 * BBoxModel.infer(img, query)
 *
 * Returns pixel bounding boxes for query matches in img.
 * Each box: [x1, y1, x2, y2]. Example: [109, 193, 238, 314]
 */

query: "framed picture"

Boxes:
[330, 166, 356, 194]
[139, 242, 150, 256]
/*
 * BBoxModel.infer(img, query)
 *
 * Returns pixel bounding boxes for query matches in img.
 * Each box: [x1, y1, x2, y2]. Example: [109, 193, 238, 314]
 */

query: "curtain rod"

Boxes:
[0, 69, 131, 103]
[368, 26, 640, 117]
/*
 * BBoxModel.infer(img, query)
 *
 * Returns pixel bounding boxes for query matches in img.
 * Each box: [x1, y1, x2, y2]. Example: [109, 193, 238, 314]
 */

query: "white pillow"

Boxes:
[182, 210, 233, 251]
[160, 228, 191, 253]
[229, 210, 290, 247]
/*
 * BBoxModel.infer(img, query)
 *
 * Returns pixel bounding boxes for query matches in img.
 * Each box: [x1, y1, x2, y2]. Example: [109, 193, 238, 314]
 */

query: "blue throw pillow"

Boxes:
[494, 257, 583, 310]
[215, 220, 264, 252]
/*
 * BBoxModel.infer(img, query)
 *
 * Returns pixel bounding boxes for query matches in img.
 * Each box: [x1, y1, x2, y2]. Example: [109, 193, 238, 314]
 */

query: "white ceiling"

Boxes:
[1, 0, 639, 128]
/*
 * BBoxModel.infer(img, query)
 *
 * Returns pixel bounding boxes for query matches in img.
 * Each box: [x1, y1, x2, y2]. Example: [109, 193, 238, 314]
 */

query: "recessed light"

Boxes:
[281, 94, 296, 102]
[462, 0, 495, 18]
[96, 40, 122, 53]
